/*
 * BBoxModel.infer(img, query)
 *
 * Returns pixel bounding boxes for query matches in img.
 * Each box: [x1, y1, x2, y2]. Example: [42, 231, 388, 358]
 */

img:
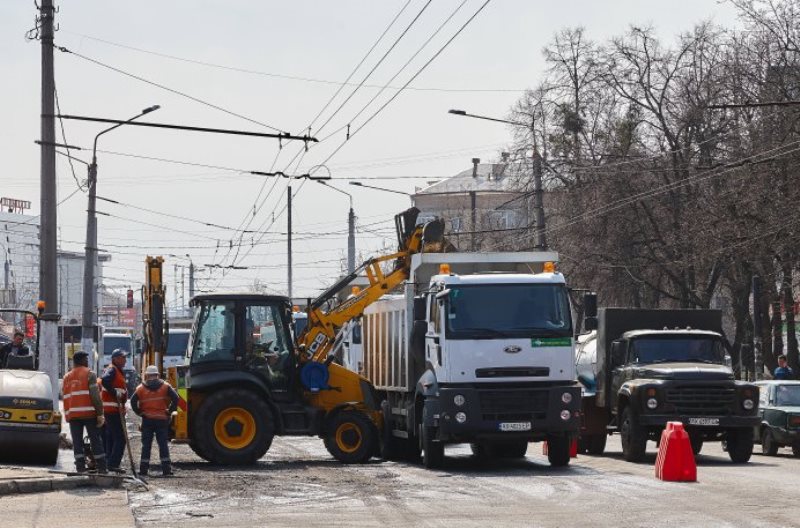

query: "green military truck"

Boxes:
[576, 305, 760, 463]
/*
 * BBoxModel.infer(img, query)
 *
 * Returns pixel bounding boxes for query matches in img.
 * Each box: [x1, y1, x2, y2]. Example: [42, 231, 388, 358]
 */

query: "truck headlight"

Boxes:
[561, 392, 573, 404]
[453, 394, 466, 407]
[646, 398, 658, 410]
[560, 410, 571, 421]
[455, 412, 467, 424]
[742, 398, 754, 411]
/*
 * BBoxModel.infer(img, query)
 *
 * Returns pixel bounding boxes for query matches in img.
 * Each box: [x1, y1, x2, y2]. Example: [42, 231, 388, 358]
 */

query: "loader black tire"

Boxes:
[193, 389, 274, 465]
[761, 429, 778, 456]
[324, 410, 377, 464]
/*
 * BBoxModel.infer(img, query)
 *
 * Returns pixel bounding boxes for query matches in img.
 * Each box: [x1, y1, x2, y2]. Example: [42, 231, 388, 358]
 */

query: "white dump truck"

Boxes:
[359, 252, 581, 468]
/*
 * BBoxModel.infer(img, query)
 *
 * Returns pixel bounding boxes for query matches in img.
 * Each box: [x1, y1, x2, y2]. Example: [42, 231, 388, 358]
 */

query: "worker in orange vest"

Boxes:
[131, 365, 179, 476]
[99, 349, 129, 472]
[63, 350, 107, 473]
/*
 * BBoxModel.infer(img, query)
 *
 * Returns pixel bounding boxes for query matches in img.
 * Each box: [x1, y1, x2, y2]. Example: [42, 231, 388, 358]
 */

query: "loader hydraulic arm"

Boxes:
[300, 208, 445, 363]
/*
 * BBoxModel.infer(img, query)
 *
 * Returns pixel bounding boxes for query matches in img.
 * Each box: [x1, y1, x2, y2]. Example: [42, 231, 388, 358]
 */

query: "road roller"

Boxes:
[0, 308, 61, 465]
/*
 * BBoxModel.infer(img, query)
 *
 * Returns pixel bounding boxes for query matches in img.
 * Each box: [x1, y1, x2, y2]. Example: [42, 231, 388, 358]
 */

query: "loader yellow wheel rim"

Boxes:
[214, 407, 256, 450]
[335, 422, 363, 454]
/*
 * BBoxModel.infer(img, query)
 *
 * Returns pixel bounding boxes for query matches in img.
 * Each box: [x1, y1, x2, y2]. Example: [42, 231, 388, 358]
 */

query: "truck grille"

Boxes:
[665, 386, 735, 415]
[479, 389, 549, 421]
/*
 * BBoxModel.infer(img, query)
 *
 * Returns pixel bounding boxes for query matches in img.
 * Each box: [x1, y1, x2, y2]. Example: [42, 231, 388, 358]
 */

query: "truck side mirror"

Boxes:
[611, 341, 625, 366]
[583, 292, 598, 331]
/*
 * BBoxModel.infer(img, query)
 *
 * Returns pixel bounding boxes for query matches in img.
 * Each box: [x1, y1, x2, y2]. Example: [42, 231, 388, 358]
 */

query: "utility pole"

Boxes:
[180, 266, 185, 314]
[347, 206, 355, 274]
[173, 264, 178, 310]
[287, 185, 293, 300]
[189, 261, 195, 301]
[39, 0, 57, 309]
[80, 161, 98, 364]
[38, 0, 61, 407]
[532, 147, 547, 251]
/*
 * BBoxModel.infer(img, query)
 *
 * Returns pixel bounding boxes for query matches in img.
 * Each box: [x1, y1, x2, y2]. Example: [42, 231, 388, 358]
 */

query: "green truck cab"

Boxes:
[577, 306, 760, 463]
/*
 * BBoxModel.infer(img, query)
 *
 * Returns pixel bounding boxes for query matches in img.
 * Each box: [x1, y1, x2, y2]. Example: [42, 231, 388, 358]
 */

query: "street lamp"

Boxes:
[448, 108, 547, 250]
[81, 105, 160, 361]
[317, 180, 356, 274]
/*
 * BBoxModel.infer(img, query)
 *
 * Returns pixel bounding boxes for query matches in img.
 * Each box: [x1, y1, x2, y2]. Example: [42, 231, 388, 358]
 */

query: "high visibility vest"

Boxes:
[135, 382, 171, 420]
[63, 366, 96, 421]
[99, 366, 127, 414]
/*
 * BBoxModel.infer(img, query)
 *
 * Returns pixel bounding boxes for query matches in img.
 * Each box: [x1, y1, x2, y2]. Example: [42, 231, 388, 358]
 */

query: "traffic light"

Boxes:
[127, 289, 134, 309]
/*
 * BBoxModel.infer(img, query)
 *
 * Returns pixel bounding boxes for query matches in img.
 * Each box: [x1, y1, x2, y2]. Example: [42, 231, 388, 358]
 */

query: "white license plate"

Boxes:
[499, 422, 532, 432]
[687, 417, 719, 426]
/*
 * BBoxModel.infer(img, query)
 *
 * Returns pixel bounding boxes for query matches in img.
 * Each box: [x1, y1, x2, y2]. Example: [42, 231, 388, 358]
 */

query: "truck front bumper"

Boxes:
[432, 384, 582, 443]
[637, 414, 760, 429]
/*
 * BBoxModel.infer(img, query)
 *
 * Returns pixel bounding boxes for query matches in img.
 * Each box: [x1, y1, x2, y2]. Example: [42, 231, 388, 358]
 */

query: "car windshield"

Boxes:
[167, 332, 190, 356]
[630, 336, 725, 364]
[445, 283, 572, 339]
[775, 385, 800, 406]
[103, 336, 132, 355]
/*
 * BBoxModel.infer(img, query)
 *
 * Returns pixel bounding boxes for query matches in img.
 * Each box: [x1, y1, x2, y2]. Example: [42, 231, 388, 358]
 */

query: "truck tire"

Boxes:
[546, 434, 571, 467]
[324, 410, 377, 464]
[586, 434, 607, 455]
[421, 425, 444, 469]
[689, 434, 703, 456]
[792, 442, 800, 458]
[620, 407, 647, 462]
[194, 388, 274, 465]
[726, 428, 754, 463]
[761, 429, 778, 456]
[380, 400, 402, 461]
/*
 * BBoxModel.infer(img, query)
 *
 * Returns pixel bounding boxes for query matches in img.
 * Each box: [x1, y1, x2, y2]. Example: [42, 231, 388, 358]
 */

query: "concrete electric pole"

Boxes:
[287, 185, 293, 300]
[38, 0, 61, 406]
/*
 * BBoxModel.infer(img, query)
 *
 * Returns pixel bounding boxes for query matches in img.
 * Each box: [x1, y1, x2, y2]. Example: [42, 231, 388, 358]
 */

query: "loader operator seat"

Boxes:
[4, 354, 35, 370]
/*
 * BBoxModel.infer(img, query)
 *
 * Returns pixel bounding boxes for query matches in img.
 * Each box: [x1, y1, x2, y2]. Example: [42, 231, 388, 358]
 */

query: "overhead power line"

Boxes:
[54, 44, 288, 134]
[64, 31, 524, 93]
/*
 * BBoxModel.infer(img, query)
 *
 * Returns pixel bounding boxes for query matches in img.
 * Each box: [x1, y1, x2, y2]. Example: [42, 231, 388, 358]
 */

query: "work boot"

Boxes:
[75, 460, 87, 473]
[139, 462, 149, 477]
[95, 461, 108, 475]
[161, 461, 173, 476]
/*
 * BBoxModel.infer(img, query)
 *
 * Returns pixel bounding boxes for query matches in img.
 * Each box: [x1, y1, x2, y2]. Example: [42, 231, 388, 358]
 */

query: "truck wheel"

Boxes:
[546, 434, 571, 467]
[586, 434, 607, 455]
[421, 425, 444, 469]
[194, 388, 274, 465]
[470, 442, 494, 460]
[324, 410, 377, 464]
[620, 407, 647, 462]
[761, 429, 778, 456]
[792, 442, 800, 458]
[726, 428, 754, 463]
[689, 434, 703, 456]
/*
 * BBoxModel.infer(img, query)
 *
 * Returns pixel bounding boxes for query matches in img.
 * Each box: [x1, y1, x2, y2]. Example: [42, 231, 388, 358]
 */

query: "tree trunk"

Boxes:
[783, 260, 799, 375]
[771, 300, 783, 373]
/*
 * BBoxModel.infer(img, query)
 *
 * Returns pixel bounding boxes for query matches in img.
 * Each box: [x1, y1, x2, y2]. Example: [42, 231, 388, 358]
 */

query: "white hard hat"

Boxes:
[145, 365, 159, 376]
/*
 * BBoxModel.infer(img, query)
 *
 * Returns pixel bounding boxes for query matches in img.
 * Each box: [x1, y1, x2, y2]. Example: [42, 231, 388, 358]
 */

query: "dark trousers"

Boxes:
[103, 413, 126, 469]
[69, 418, 106, 472]
[140, 418, 171, 474]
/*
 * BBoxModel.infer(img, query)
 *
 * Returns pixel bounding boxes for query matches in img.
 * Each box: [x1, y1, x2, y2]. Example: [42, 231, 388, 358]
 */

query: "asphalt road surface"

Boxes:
[127, 431, 800, 528]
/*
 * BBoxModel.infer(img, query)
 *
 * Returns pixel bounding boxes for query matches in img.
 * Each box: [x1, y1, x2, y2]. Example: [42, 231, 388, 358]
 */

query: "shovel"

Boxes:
[118, 393, 148, 488]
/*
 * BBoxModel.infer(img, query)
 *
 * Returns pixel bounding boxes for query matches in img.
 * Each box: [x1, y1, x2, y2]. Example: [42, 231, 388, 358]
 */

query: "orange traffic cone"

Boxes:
[655, 422, 697, 482]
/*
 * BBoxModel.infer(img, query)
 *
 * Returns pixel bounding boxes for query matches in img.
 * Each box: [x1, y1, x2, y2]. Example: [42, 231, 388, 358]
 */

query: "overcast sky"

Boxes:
[0, 0, 739, 304]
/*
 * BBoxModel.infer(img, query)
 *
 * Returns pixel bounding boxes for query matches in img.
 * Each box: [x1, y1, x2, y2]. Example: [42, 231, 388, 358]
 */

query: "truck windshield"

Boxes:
[166, 332, 190, 357]
[630, 337, 725, 364]
[445, 283, 572, 339]
[103, 336, 132, 355]
[775, 385, 800, 406]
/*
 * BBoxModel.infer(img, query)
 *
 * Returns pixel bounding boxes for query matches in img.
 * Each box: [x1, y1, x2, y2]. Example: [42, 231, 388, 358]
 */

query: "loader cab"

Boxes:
[188, 294, 296, 393]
